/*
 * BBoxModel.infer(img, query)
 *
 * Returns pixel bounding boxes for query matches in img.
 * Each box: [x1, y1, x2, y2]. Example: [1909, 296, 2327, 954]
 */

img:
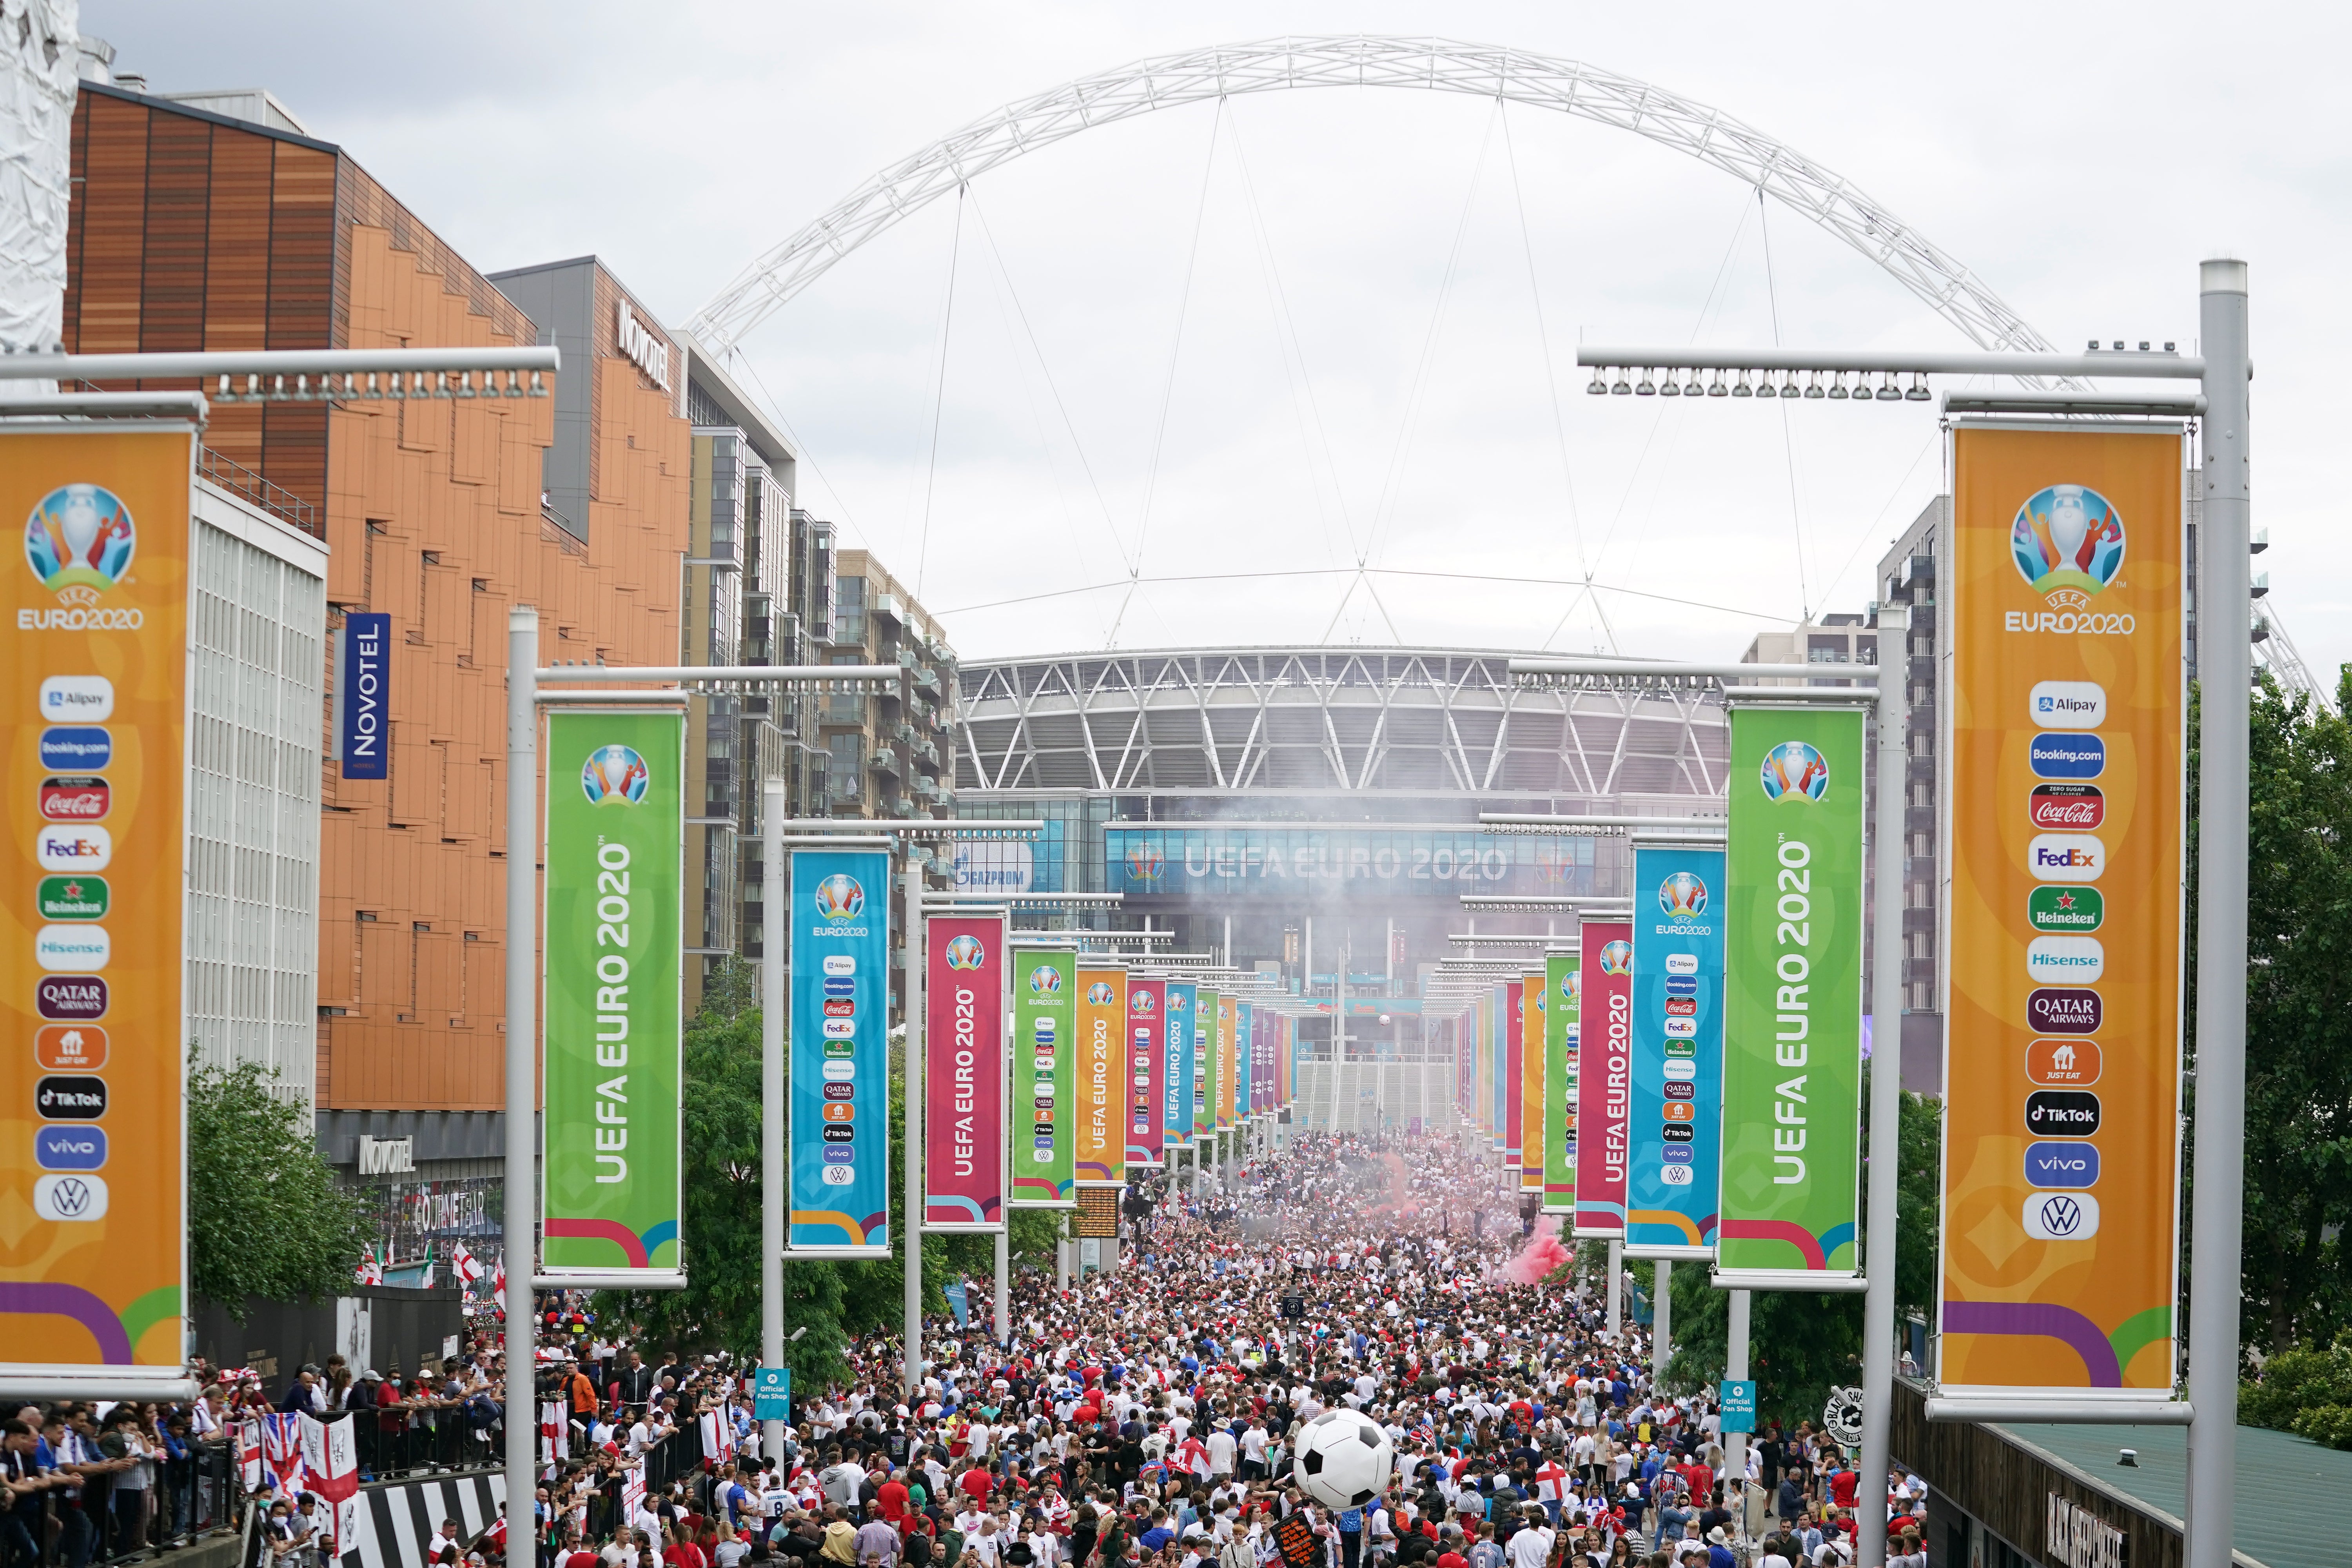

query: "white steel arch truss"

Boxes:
[689, 34, 2053, 359]
[953, 646, 1730, 802]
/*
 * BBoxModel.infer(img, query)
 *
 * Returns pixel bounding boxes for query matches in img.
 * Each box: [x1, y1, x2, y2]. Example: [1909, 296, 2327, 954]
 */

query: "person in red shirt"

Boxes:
[875, 1465, 911, 1526]
[958, 1464, 995, 1508]
[662, 1526, 708, 1568]
[1828, 1468, 1860, 1510]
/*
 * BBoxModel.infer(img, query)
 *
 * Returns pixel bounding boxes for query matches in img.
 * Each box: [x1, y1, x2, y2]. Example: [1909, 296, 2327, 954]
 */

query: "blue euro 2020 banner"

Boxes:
[788, 848, 891, 1257]
[1626, 842, 1727, 1259]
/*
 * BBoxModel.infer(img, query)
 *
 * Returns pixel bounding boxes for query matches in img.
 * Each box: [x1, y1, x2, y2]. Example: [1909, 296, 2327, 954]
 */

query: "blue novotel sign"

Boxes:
[337, 612, 391, 779]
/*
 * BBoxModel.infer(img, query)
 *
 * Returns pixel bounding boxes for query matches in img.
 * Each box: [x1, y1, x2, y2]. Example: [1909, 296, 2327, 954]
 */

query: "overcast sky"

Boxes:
[86, 1, 2352, 678]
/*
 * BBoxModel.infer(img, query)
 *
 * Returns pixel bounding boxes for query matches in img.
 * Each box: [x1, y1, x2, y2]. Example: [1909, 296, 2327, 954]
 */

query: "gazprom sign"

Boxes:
[335, 612, 390, 780]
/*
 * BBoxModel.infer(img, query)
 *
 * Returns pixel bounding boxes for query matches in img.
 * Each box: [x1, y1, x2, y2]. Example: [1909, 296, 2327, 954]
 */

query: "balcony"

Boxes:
[868, 749, 900, 777]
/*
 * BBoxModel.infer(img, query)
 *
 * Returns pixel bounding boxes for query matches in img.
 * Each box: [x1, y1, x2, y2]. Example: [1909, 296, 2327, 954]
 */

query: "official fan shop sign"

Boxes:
[789, 848, 891, 1256]
[1626, 843, 1726, 1260]
[1010, 944, 1076, 1208]
[1938, 424, 2185, 1401]
[1573, 920, 1633, 1238]
[543, 713, 684, 1283]
[1718, 706, 1865, 1287]
[924, 912, 1006, 1232]
[2, 428, 193, 1389]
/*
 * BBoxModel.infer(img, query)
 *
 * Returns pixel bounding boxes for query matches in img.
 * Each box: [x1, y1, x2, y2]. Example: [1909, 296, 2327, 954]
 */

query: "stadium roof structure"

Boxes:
[953, 646, 1731, 799]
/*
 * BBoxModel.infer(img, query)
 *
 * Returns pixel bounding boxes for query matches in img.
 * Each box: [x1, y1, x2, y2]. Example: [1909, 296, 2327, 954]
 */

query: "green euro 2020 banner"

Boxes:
[1718, 704, 1866, 1285]
[542, 711, 684, 1280]
[1544, 949, 1579, 1212]
[1011, 946, 1077, 1207]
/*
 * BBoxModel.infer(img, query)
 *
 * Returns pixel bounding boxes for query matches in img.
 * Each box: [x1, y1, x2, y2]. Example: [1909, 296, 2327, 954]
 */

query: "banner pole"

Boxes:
[502, 606, 538, 1550]
[2186, 259, 2251, 1568]
[761, 780, 785, 1456]
[1726, 1287, 1751, 1518]
[1607, 1238, 1622, 1339]
[1653, 1259, 1672, 1382]
[903, 862, 925, 1401]
[1858, 603, 1909, 1568]
[994, 1227, 1010, 1343]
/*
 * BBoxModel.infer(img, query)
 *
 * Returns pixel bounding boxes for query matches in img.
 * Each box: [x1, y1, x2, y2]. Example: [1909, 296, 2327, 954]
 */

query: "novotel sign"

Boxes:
[336, 612, 391, 780]
[616, 299, 670, 392]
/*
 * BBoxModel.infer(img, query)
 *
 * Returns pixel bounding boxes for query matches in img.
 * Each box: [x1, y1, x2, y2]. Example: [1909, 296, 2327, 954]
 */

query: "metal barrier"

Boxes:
[352, 1403, 502, 1480]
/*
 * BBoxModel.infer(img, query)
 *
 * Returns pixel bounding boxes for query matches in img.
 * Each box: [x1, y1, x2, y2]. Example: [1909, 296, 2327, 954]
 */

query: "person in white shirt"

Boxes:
[1505, 1514, 1555, 1568]
[1205, 1426, 1237, 1478]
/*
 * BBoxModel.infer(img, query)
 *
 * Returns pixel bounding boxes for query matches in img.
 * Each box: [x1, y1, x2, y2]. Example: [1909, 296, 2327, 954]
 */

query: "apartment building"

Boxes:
[62, 82, 690, 1267]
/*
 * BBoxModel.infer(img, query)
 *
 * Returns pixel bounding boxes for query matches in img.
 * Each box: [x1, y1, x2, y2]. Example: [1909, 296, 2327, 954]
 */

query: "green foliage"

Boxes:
[2241, 1336, 2352, 1448]
[188, 1052, 367, 1318]
[2188, 674, 2352, 1356]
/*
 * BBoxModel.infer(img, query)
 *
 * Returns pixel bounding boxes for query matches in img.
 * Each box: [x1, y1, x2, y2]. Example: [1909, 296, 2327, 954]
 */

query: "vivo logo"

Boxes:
[2024, 1141, 2099, 1189]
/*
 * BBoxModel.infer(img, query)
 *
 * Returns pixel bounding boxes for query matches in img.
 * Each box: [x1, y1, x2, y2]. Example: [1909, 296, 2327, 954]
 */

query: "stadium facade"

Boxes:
[950, 645, 1742, 1128]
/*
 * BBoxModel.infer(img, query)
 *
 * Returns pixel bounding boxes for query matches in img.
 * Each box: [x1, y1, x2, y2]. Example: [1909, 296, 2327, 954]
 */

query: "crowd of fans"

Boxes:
[494, 1132, 1927, 1568]
[11, 1131, 1920, 1568]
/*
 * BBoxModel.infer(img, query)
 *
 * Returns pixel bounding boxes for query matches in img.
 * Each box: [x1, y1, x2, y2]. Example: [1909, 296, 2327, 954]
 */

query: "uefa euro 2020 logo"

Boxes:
[2012, 483, 2125, 610]
[1086, 981, 1116, 1005]
[1563, 971, 1582, 1007]
[944, 935, 986, 970]
[1599, 940, 1633, 976]
[581, 745, 650, 806]
[1125, 842, 1165, 883]
[1659, 872, 1709, 918]
[1759, 740, 1830, 803]
[25, 484, 137, 606]
[1168, 989, 1188, 1012]
[1029, 964, 1062, 996]
[1131, 989, 1156, 1016]
[814, 874, 866, 922]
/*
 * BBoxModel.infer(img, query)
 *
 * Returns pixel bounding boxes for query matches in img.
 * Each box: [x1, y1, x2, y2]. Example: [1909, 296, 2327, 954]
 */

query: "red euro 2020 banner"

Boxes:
[924, 913, 1005, 1232]
[1574, 920, 1634, 1237]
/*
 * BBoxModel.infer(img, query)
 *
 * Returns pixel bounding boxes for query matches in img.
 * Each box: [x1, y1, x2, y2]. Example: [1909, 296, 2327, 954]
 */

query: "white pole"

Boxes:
[2186, 258, 2251, 1568]
[1652, 1259, 1672, 1386]
[501, 608, 538, 1547]
[993, 1227, 1010, 1344]
[1607, 1239, 1623, 1339]
[1858, 604, 1909, 1568]
[903, 864, 925, 1400]
[761, 780, 786, 1456]
[1726, 1288, 1751, 1520]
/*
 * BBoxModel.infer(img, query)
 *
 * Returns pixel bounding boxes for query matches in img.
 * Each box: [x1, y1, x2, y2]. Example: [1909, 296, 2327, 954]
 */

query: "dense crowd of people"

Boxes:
[501, 1132, 1927, 1568]
[0, 1132, 1922, 1568]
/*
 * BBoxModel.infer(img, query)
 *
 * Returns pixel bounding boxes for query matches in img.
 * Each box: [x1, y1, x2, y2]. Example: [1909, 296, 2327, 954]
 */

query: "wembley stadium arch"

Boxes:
[949, 645, 1780, 1131]
[689, 36, 2018, 1130]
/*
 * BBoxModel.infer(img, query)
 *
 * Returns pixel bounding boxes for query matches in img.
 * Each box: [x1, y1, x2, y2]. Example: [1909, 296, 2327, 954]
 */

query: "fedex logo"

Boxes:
[2029, 835, 2105, 882]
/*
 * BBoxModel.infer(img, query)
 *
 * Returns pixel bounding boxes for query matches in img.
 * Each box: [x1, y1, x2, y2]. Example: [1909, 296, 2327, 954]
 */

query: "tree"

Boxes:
[187, 1053, 367, 1318]
[2196, 673, 2352, 1355]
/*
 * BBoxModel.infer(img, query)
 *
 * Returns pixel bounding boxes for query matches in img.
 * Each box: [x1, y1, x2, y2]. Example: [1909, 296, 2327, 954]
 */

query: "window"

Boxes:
[835, 575, 867, 646]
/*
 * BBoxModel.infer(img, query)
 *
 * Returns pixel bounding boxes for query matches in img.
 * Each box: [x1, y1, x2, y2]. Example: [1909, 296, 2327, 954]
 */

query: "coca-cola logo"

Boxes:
[2029, 783, 2105, 831]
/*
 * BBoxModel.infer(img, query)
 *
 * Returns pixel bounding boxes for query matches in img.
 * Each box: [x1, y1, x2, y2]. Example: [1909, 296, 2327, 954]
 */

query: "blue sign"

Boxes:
[945, 1281, 970, 1327]
[788, 848, 891, 1256]
[337, 612, 391, 780]
[38, 727, 110, 771]
[753, 1366, 791, 1421]
[1165, 982, 1196, 1141]
[1626, 843, 1726, 1257]
[1719, 1379, 1756, 1434]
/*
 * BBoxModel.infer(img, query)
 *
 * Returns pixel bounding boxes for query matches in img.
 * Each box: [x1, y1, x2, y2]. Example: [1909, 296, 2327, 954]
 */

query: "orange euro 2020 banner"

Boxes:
[1938, 423, 2183, 1397]
[1074, 964, 1125, 1186]
[4, 427, 192, 1384]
